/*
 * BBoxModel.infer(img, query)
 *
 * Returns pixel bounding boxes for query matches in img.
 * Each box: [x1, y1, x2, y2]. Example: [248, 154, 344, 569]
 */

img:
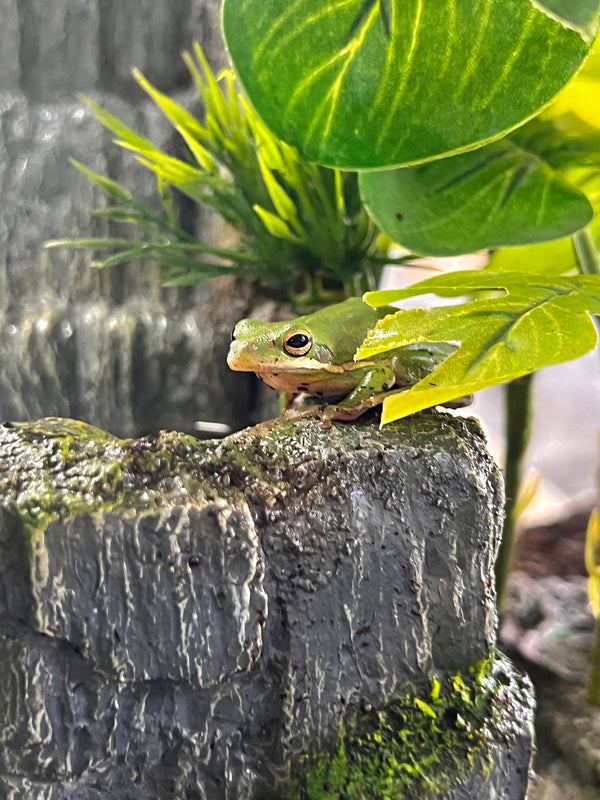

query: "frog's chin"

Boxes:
[227, 347, 353, 396]
[255, 368, 354, 399]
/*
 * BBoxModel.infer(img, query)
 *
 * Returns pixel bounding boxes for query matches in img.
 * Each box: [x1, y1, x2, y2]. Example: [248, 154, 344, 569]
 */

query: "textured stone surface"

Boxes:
[17, 0, 101, 100]
[22, 505, 267, 684]
[0, 0, 256, 436]
[0, 414, 533, 798]
[0, 1, 20, 91]
[0, 91, 167, 310]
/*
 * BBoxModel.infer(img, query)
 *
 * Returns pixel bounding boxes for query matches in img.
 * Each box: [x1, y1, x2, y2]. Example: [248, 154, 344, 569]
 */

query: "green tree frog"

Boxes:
[227, 297, 460, 422]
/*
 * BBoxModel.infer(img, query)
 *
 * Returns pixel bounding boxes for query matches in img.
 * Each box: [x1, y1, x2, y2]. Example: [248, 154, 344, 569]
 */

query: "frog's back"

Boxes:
[298, 297, 389, 364]
[304, 297, 389, 335]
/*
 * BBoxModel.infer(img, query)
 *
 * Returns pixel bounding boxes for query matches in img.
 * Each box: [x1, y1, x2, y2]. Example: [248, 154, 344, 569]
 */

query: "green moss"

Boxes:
[294, 658, 498, 799]
[0, 419, 212, 533]
[0, 413, 479, 552]
[0, 417, 300, 536]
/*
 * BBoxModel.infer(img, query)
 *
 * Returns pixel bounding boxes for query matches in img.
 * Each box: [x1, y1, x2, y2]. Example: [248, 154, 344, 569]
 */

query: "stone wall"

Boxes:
[0, 414, 534, 799]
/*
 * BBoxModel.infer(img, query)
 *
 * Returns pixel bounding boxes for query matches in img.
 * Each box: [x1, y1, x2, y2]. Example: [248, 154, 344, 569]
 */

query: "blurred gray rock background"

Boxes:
[0, 0, 257, 437]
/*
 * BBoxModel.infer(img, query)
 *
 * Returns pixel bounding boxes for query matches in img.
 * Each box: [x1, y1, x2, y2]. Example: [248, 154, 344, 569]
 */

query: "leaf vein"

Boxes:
[453, 0, 493, 100]
[463, 290, 571, 377]
[375, 0, 423, 151]
[264, 0, 358, 65]
[440, 0, 458, 79]
[474, 5, 536, 111]
[253, 0, 314, 63]
[535, 172, 552, 225]
[301, 0, 380, 145]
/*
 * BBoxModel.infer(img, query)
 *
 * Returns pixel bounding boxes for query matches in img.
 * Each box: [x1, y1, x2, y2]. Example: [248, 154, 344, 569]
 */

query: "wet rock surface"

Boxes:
[0, 413, 533, 798]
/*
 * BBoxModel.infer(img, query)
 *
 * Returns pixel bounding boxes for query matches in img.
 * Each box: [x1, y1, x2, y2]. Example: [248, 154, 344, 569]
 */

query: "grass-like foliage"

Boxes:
[47, 45, 401, 308]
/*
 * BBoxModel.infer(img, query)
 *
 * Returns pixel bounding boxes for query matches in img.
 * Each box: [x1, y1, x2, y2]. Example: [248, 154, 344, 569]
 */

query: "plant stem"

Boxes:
[573, 226, 600, 275]
[589, 621, 600, 706]
[496, 374, 533, 607]
[573, 227, 600, 704]
[573, 225, 600, 343]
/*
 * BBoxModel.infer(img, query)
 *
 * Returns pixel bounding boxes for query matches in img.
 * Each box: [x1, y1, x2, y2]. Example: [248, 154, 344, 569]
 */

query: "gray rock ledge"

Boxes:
[0, 413, 533, 798]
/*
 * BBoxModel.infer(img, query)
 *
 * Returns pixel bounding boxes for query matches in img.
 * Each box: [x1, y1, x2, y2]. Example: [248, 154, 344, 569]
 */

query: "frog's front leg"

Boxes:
[284, 366, 394, 426]
[323, 366, 396, 423]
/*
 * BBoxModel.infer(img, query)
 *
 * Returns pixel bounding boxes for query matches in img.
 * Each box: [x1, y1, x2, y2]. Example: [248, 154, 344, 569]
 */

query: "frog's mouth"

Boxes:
[228, 340, 329, 372]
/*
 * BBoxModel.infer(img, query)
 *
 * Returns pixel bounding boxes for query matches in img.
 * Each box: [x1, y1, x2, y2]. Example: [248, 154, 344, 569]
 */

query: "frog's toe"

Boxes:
[284, 405, 321, 422]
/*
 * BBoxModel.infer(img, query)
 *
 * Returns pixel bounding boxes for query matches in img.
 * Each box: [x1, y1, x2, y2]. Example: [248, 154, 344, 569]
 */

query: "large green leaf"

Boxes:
[223, 0, 592, 169]
[359, 270, 600, 424]
[358, 131, 594, 255]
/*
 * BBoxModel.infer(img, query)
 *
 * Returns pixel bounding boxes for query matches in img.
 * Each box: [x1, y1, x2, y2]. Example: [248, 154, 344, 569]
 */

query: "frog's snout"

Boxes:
[227, 339, 243, 369]
[227, 338, 256, 371]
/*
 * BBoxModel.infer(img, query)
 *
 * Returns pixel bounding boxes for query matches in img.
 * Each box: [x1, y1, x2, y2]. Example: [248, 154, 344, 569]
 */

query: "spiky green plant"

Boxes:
[47, 44, 405, 309]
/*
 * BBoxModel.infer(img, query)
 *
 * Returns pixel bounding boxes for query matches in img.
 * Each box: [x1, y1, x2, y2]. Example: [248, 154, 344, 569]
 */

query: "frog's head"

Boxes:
[227, 317, 334, 375]
[227, 298, 381, 395]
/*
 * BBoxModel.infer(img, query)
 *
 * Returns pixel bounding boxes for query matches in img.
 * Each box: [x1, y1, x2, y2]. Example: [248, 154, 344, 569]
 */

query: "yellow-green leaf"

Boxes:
[256, 152, 302, 232]
[361, 270, 600, 424]
[253, 205, 303, 243]
[587, 510, 600, 617]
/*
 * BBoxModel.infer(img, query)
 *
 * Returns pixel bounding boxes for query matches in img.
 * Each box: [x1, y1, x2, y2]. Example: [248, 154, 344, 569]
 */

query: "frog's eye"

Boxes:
[283, 328, 312, 357]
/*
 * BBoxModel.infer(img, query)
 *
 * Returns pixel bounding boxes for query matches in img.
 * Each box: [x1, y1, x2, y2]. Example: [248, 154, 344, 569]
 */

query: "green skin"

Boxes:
[227, 298, 457, 422]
